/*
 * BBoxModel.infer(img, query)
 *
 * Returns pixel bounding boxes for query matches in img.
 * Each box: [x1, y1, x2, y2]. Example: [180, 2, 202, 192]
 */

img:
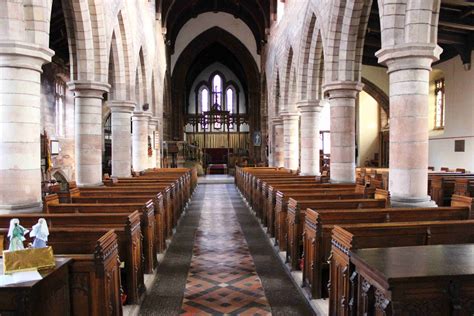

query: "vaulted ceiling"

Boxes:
[158, 0, 274, 54]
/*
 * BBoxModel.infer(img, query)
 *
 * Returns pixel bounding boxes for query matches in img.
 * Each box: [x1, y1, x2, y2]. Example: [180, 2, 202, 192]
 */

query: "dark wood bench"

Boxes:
[286, 198, 388, 271]
[329, 220, 474, 315]
[0, 213, 143, 305]
[303, 201, 472, 299]
[70, 192, 166, 253]
[44, 194, 156, 275]
[267, 185, 366, 239]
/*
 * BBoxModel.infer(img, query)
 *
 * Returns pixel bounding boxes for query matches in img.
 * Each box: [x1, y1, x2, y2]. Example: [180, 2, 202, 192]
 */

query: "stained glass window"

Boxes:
[434, 79, 445, 129]
[226, 88, 234, 113]
[201, 88, 209, 112]
[212, 74, 223, 109]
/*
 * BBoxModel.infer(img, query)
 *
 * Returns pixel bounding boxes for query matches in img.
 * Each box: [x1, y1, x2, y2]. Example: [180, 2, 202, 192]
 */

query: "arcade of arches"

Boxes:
[0, 0, 473, 315]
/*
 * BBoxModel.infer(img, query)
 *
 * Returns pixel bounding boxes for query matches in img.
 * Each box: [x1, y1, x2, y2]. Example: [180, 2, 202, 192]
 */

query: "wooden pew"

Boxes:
[44, 194, 157, 275]
[0, 212, 143, 305]
[329, 220, 474, 316]
[70, 192, 167, 253]
[269, 184, 364, 240]
[286, 197, 389, 271]
[303, 203, 472, 299]
[70, 186, 176, 239]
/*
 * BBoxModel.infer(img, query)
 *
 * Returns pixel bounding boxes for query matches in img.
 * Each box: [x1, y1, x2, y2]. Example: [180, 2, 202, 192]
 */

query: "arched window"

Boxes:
[226, 87, 234, 113]
[201, 88, 209, 112]
[211, 74, 223, 109]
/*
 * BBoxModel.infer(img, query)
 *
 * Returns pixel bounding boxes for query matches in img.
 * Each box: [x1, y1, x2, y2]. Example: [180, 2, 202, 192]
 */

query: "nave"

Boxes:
[140, 182, 315, 315]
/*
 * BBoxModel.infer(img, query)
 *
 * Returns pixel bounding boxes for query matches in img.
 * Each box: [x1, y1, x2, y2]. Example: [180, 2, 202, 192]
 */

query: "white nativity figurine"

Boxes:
[30, 218, 49, 249]
[7, 219, 29, 252]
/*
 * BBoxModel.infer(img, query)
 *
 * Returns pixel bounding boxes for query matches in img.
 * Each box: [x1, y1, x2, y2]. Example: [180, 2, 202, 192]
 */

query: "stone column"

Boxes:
[148, 117, 159, 169]
[377, 46, 441, 207]
[323, 82, 363, 183]
[298, 100, 323, 175]
[107, 101, 135, 178]
[272, 118, 284, 167]
[281, 112, 300, 170]
[0, 42, 53, 210]
[132, 112, 150, 172]
[68, 81, 110, 187]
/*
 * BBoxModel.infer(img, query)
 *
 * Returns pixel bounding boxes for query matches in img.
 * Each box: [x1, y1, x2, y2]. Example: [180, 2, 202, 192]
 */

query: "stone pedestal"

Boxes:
[377, 45, 441, 207]
[68, 81, 110, 187]
[324, 82, 363, 183]
[132, 112, 151, 172]
[281, 112, 300, 170]
[148, 117, 159, 169]
[298, 100, 323, 175]
[0, 42, 53, 210]
[107, 101, 135, 178]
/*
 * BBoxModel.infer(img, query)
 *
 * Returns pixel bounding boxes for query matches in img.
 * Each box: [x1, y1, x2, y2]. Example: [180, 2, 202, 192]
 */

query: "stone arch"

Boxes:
[108, 30, 126, 100]
[134, 48, 147, 109]
[60, 0, 109, 82]
[377, 0, 441, 48]
[51, 169, 70, 190]
[281, 47, 294, 112]
[162, 72, 172, 140]
[307, 29, 325, 100]
[117, 10, 133, 100]
[61, 0, 95, 81]
[298, 12, 317, 100]
[324, 0, 372, 83]
[361, 77, 389, 115]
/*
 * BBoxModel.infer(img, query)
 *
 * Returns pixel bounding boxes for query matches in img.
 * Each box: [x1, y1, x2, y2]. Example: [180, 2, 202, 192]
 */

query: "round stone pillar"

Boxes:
[324, 82, 363, 183]
[377, 46, 441, 207]
[148, 117, 159, 169]
[0, 42, 53, 211]
[281, 112, 300, 171]
[107, 101, 135, 178]
[68, 81, 110, 187]
[298, 100, 323, 175]
[132, 112, 151, 172]
[270, 118, 284, 167]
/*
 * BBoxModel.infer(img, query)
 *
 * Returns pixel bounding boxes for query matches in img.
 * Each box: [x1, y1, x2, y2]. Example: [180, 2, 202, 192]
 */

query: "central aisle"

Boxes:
[140, 183, 314, 316]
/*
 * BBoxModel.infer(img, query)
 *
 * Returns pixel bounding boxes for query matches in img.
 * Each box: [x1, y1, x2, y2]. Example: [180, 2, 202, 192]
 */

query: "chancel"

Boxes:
[0, 0, 473, 315]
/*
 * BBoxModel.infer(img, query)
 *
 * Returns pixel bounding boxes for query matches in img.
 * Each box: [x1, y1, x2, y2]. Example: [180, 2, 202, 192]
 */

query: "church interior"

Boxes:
[0, 0, 473, 315]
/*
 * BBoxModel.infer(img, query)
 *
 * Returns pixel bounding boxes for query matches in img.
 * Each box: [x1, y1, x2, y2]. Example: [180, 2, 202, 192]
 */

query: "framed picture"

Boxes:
[253, 131, 262, 147]
[50, 140, 59, 155]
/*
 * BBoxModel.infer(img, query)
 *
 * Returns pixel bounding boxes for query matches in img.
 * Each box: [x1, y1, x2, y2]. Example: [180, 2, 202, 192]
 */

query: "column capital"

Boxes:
[0, 41, 54, 71]
[376, 43, 442, 73]
[67, 81, 110, 98]
[149, 117, 159, 128]
[132, 111, 152, 121]
[107, 100, 136, 113]
[271, 117, 283, 125]
[323, 81, 364, 99]
[297, 99, 323, 113]
[280, 111, 299, 120]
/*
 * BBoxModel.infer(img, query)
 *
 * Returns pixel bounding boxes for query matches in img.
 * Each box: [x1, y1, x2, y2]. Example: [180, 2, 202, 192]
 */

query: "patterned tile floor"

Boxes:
[180, 186, 271, 316]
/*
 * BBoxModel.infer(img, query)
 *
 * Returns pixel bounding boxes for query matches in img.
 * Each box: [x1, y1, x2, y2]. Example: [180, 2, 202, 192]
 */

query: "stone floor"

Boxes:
[139, 183, 314, 316]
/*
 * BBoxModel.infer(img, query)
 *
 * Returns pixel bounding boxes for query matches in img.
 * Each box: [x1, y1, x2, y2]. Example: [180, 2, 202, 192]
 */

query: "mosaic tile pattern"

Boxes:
[180, 187, 271, 315]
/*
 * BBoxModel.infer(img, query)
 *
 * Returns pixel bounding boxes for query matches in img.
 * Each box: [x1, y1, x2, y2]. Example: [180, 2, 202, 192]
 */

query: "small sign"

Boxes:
[50, 140, 59, 155]
[455, 140, 465, 152]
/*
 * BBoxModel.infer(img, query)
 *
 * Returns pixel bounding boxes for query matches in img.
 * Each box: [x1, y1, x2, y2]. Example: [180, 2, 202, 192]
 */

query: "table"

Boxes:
[0, 257, 72, 316]
[350, 244, 474, 315]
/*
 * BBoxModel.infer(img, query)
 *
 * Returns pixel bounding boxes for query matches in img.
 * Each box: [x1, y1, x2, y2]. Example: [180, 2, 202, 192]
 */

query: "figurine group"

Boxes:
[7, 218, 49, 252]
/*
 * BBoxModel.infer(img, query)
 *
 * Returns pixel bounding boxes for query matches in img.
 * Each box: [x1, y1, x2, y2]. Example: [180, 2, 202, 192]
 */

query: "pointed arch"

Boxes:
[282, 47, 294, 111]
[298, 13, 317, 100]
[118, 10, 133, 99]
